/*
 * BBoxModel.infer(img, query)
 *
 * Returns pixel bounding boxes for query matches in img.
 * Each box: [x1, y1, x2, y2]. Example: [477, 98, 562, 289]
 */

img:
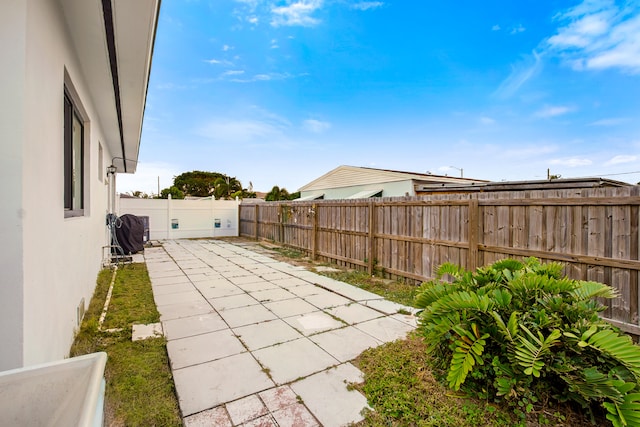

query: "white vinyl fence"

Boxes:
[117, 196, 240, 240]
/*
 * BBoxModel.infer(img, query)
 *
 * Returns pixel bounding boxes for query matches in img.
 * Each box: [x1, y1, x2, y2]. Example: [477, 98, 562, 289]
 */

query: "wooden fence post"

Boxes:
[368, 200, 375, 275]
[312, 203, 318, 260]
[278, 204, 284, 243]
[254, 204, 259, 241]
[468, 199, 479, 271]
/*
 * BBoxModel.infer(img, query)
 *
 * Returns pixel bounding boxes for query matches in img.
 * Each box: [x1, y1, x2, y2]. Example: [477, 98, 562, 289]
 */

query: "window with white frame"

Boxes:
[64, 89, 85, 216]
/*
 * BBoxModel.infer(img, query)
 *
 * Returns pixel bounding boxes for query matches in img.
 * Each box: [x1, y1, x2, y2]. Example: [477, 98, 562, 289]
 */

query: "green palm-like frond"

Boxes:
[491, 311, 519, 342]
[420, 291, 493, 324]
[436, 262, 467, 280]
[414, 283, 454, 309]
[604, 393, 640, 427]
[570, 281, 619, 301]
[515, 326, 561, 377]
[586, 329, 640, 381]
[447, 325, 489, 390]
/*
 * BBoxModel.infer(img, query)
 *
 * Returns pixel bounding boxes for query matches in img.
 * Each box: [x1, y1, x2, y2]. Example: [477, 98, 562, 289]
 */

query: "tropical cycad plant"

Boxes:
[415, 257, 640, 426]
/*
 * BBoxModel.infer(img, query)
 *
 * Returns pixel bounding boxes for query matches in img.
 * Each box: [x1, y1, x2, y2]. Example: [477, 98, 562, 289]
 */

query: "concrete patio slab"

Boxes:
[131, 322, 163, 341]
[270, 277, 309, 288]
[234, 319, 303, 351]
[286, 284, 324, 298]
[159, 300, 214, 322]
[228, 274, 265, 285]
[284, 312, 345, 336]
[226, 394, 268, 425]
[152, 282, 195, 296]
[242, 415, 277, 426]
[250, 288, 295, 303]
[154, 290, 205, 307]
[252, 338, 338, 385]
[264, 298, 318, 318]
[147, 268, 186, 279]
[183, 406, 232, 427]
[363, 298, 415, 315]
[167, 329, 245, 369]
[259, 385, 299, 412]
[236, 280, 279, 292]
[355, 316, 414, 343]
[258, 271, 293, 281]
[219, 304, 277, 328]
[146, 239, 419, 425]
[149, 275, 191, 286]
[209, 293, 259, 312]
[290, 363, 368, 427]
[173, 352, 274, 416]
[163, 313, 228, 340]
[310, 326, 382, 362]
[326, 303, 384, 325]
[272, 403, 320, 427]
[305, 291, 352, 309]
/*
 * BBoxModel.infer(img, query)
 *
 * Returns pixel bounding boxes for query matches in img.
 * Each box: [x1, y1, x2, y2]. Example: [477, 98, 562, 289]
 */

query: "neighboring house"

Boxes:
[297, 165, 487, 200]
[0, 0, 160, 370]
[415, 177, 631, 195]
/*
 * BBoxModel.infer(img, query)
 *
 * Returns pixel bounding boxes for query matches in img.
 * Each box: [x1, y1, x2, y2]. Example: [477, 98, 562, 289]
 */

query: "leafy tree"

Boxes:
[213, 176, 243, 200]
[158, 186, 184, 199]
[129, 190, 151, 198]
[415, 257, 640, 425]
[265, 186, 299, 201]
[173, 171, 225, 197]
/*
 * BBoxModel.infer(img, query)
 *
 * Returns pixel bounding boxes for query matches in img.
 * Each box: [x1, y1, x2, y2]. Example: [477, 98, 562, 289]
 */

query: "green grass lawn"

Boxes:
[70, 264, 182, 426]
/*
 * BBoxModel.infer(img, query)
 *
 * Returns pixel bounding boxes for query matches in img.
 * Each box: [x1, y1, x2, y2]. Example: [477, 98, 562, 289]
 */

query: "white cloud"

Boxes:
[248, 16, 259, 24]
[205, 58, 233, 66]
[547, 0, 640, 74]
[479, 116, 496, 125]
[492, 24, 501, 31]
[534, 105, 575, 118]
[223, 44, 233, 51]
[229, 72, 303, 83]
[303, 119, 331, 133]
[493, 51, 543, 98]
[550, 157, 593, 167]
[222, 70, 245, 76]
[271, 0, 323, 27]
[510, 24, 526, 34]
[605, 154, 637, 166]
[351, 2, 384, 11]
[589, 117, 630, 126]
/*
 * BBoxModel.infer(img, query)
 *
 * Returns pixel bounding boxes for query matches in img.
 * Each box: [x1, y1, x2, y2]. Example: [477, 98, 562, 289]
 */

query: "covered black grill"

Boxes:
[114, 214, 145, 254]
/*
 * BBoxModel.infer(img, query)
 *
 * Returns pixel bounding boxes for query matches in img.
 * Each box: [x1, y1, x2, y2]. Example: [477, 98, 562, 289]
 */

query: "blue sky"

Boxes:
[118, 0, 640, 195]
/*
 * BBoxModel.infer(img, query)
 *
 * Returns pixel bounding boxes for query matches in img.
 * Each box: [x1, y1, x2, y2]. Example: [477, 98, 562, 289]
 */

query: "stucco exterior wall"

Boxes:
[0, 0, 27, 371]
[1, 0, 112, 370]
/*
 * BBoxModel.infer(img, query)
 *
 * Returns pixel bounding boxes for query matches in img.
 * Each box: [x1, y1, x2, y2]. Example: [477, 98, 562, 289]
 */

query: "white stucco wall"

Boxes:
[0, 0, 112, 370]
[0, 0, 27, 371]
[118, 198, 240, 240]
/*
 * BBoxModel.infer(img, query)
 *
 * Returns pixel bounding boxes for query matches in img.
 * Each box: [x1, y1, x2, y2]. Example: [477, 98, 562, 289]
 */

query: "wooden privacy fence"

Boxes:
[240, 186, 640, 333]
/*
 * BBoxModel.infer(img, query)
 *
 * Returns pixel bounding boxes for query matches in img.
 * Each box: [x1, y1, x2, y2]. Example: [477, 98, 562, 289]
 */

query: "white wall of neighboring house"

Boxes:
[301, 180, 416, 200]
[0, 0, 138, 370]
[118, 198, 240, 240]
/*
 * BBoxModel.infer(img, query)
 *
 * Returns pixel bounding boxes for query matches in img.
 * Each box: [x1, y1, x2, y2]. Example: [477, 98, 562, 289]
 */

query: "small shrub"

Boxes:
[415, 257, 640, 426]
